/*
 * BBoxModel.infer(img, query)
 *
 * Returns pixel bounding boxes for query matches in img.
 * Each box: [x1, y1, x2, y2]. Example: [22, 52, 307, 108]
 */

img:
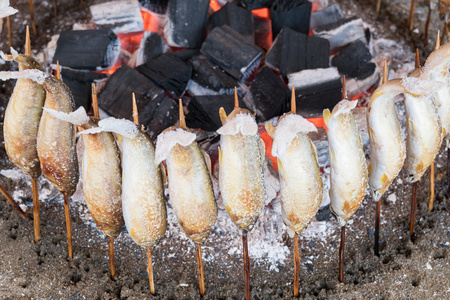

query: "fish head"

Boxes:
[15, 54, 44, 71]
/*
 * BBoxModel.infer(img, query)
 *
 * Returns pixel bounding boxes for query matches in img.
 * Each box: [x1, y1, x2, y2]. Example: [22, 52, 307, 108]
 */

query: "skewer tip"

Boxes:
[179, 99, 186, 129]
[341, 76, 346, 100]
[436, 30, 441, 50]
[291, 86, 296, 114]
[132, 93, 139, 125]
[56, 60, 61, 80]
[91, 83, 99, 119]
[382, 61, 388, 84]
[415, 49, 420, 69]
[25, 26, 31, 56]
[234, 87, 239, 109]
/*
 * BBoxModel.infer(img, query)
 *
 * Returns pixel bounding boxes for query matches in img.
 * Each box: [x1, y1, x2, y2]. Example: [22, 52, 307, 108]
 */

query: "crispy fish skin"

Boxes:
[404, 92, 442, 182]
[4, 55, 45, 178]
[419, 42, 450, 138]
[268, 116, 322, 233]
[367, 79, 406, 201]
[218, 108, 266, 231]
[37, 75, 79, 196]
[324, 100, 368, 226]
[164, 129, 217, 243]
[79, 121, 124, 238]
[122, 130, 166, 247]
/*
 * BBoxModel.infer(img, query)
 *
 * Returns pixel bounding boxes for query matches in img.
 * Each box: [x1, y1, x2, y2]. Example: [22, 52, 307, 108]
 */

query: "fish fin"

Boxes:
[323, 109, 332, 126]
[219, 107, 227, 125]
[265, 122, 276, 138]
[368, 126, 377, 140]
[260, 138, 266, 157]
[380, 173, 388, 184]
[408, 117, 417, 132]
[201, 148, 212, 175]
[368, 162, 372, 174]
[329, 148, 337, 164]
[160, 162, 168, 186]
[309, 138, 319, 164]
[218, 146, 223, 165]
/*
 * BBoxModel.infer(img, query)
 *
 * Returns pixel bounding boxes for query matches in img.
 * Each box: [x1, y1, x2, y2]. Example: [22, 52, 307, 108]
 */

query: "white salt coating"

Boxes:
[43, 107, 90, 126]
[401, 77, 445, 97]
[331, 99, 358, 118]
[0, 0, 18, 19]
[288, 67, 340, 89]
[0, 69, 48, 84]
[271, 114, 317, 157]
[154, 128, 196, 165]
[10, 47, 18, 58]
[79, 117, 138, 139]
[216, 113, 258, 136]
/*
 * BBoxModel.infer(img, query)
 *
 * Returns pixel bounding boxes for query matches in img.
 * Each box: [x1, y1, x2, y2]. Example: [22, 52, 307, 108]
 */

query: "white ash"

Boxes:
[288, 67, 340, 89]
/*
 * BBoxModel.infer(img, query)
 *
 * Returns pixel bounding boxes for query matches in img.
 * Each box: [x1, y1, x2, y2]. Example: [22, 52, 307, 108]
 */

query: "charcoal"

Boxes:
[200, 25, 263, 80]
[136, 31, 167, 66]
[313, 16, 366, 52]
[164, 0, 210, 48]
[244, 67, 290, 121]
[266, 27, 330, 78]
[310, 4, 345, 30]
[139, 94, 178, 138]
[136, 54, 192, 98]
[187, 55, 238, 96]
[331, 40, 376, 80]
[209, 3, 254, 43]
[166, 49, 199, 62]
[139, 0, 168, 14]
[253, 8, 272, 50]
[235, 0, 274, 10]
[186, 95, 248, 131]
[90, 0, 144, 33]
[52, 29, 120, 71]
[98, 66, 163, 120]
[288, 68, 342, 117]
[271, 0, 312, 38]
[60, 68, 107, 111]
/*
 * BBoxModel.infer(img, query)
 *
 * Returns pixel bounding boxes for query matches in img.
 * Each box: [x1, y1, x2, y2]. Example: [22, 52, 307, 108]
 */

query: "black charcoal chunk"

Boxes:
[209, 3, 254, 43]
[136, 31, 167, 66]
[266, 27, 329, 77]
[235, 0, 274, 10]
[310, 4, 345, 30]
[253, 8, 272, 50]
[60, 68, 107, 111]
[200, 25, 263, 80]
[164, 0, 210, 48]
[271, 0, 312, 38]
[139, 0, 168, 14]
[136, 54, 192, 98]
[188, 55, 238, 95]
[186, 95, 248, 131]
[90, 0, 144, 33]
[98, 66, 163, 120]
[313, 16, 366, 52]
[139, 94, 178, 138]
[244, 67, 290, 121]
[166, 49, 199, 62]
[52, 29, 120, 71]
[288, 68, 342, 117]
[331, 40, 375, 80]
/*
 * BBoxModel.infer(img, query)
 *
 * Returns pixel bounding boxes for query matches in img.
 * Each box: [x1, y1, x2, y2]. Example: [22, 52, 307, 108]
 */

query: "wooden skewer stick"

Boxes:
[242, 230, 250, 300]
[410, 181, 418, 240]
[374, 61, 388, 257]
[339, 226, 345, 283]
[234, 86, 239, 108]
[91, 83, 99, 119]
[196, 243, 205, 296]
[63, 192, 73, 259]
[293, 233, 300, 297]
[179, 99, 186, 129]
[25, 26, 31, 56]
[291, 86, 296, 114]
[7, 16, 12, 48]
[0, 184, 30, 220]
[376, 0, 382, 13]
[109, 237, 116, 280]
[56, 60, 61, 80]
[342, 75, 346, 99]
[29, 0, 37, 35]
[424, 0, 432, 45]
[409, 0, 416, 31]
[415, 49, 420, 69]
[132, 94, 156, 294]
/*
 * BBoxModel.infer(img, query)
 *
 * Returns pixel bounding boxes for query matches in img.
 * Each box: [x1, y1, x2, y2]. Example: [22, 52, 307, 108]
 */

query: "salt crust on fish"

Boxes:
[79, 117, 139, 139]
[154, 128, 197, 164]
[44, 107, 90, 126]
[217, 113, 258, 136]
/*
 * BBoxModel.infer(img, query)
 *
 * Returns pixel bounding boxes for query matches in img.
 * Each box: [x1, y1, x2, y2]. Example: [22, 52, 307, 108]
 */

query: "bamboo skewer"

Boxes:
[7, 16, 12, 48]
[132, 94, 156, 294]
[424, 0, 432, 45]
[339, 226, 345, 283]
[25, 26, 31, 56]
[29, 0, 36, 35]
[293, 233, 300, 297]
[56, 60, 61, 80]
[409, 0, 416, 31]
[91, 83, 99, 120]
[196, 243, 205, 296]
[374, 61, 388, 257]
[0, 184, 30, 220]
[243, 230, 250, 300]
[376, 0, 382, 13]
[109, 237, 116, 280]
[410, 181, 418, 240]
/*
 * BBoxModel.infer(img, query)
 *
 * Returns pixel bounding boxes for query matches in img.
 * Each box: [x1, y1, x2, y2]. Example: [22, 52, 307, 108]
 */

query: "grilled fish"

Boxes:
[324, 100, 368, 226]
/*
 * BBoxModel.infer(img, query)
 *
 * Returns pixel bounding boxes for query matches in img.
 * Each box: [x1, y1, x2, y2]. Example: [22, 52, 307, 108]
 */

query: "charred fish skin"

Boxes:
[79, 120, 124, 238]
[324, 100, 368, 226]
[37, 75, 79, 196]
[122, 130, 166, 247]
[218, 108, 266, 231]
[4, 54, 45, 178]
[403, 91, 442, 183]
[266, 114, 323, 233]
[367, 79, 406, 201]
[161, 128, 218, 244]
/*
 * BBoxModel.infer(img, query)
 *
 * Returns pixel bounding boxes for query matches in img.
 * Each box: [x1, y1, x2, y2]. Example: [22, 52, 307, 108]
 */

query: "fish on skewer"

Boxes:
[155, 100, 217, 295]
[265, 88, 322, 296]
[217, 89, 266, 300]
[2, 42, 45, 241]
[324, 79, 368, 282]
